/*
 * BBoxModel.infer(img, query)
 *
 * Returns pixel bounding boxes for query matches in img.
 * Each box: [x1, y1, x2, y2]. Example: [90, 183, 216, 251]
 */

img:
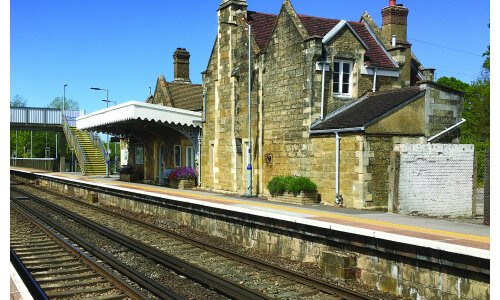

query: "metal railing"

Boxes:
[10, 158, 57, 172]
[90, 131, 109, 162]
[10, 107, 82, 126]
[62, 116, 87, 174]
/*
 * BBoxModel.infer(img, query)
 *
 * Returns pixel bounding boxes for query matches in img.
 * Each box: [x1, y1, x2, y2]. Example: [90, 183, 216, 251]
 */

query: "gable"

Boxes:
[322, 20, 367, 49]
[366, 95, 425, 135]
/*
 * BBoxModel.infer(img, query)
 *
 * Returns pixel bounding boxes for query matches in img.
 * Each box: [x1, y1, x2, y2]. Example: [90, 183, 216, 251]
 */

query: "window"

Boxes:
[135, 146, 144, 165]
[186, 146, 194, 168]
[174, 145, 181, 167]
[333, 60, 352, 97]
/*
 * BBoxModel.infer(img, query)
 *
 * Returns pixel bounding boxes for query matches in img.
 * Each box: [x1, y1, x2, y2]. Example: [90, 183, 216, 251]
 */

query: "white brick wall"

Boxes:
[396, 144, 474, 217]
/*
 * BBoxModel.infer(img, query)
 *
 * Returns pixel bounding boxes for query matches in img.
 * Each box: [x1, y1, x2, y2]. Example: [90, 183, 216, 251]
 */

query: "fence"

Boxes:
[11, 158, 57, 172]
[484, 150, 490, 225]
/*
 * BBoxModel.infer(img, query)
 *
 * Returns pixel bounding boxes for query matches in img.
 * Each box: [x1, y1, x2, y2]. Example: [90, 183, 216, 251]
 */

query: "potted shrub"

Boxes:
[267, 175, 319, 205]
[119, 166, 137, 182]
[169, 167, 197, 189]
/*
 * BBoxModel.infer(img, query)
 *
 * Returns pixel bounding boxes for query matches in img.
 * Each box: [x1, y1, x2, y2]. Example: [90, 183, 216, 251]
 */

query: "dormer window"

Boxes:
[333, 60, 353, 97]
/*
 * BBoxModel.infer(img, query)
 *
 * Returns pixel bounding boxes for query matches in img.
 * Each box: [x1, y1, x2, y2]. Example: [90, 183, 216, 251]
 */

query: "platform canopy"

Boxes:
[76, 101, 202, 132]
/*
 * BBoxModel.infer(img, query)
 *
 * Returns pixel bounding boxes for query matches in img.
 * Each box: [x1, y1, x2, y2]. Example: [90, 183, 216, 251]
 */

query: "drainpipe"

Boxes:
[198, 131, 202, 186]
[372, 68, 378, 92]
[320, 61, 326, 119]
[335, 132, 343, 205]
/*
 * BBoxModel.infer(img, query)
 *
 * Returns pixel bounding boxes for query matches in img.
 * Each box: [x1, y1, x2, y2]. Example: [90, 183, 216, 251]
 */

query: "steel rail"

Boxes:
[12, 186, 270, 300]
[10, 248, 48, 300]
[11, 200, 150, 300]
[11, 197, 183, 300]
[24, 183, 376, 300]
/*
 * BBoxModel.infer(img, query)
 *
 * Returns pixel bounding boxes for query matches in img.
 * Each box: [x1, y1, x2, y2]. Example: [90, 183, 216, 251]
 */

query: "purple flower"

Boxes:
[172, 167, 197, 180]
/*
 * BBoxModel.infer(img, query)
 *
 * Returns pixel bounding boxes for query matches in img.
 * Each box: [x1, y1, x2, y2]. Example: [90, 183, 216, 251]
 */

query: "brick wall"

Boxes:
[392, 144, 475, 217]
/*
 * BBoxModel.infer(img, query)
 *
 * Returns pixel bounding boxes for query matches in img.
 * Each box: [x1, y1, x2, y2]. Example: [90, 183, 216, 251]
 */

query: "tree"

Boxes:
[10, 94, 27, 107]
[48, 97, 79, 110]
[436, 77, 469, 93]
[436, 43, 490, 184]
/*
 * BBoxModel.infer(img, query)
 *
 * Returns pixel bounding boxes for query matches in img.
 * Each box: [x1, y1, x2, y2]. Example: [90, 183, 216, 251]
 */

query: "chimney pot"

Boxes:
[390, 0, 396, 6]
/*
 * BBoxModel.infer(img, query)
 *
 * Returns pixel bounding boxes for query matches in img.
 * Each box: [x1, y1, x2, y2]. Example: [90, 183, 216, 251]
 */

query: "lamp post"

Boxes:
[221, 20, 253, 197]
[90, 87, 111, 177]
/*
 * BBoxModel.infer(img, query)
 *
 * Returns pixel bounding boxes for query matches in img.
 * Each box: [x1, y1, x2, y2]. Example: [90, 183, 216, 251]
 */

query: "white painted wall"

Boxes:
[396, 144, 475, 217]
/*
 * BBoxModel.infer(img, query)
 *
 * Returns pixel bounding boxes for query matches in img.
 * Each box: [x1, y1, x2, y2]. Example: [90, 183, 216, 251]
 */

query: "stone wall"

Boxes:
[420, 82, 464, 139]
[28, 175, 489, 300]
[390, 143, 475, 217]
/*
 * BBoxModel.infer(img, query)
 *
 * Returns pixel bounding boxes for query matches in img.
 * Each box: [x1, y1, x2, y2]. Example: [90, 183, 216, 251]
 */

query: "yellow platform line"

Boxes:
[45, 173, 489, 245]
[107, 181, 489, 245]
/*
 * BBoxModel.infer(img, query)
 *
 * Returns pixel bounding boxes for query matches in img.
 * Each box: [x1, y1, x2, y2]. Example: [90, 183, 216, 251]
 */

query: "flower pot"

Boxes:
[269, 192, 319, 205]
[170, 179, 196, 190]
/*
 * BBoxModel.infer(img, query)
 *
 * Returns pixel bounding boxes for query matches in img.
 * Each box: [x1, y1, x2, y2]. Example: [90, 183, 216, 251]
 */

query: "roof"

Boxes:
[310, 87, 425, 132]
[76, 101, 202, 131]
[166, 82, 203, 111]
[247, 11, 397, 69]
[153, 77, 203, 112]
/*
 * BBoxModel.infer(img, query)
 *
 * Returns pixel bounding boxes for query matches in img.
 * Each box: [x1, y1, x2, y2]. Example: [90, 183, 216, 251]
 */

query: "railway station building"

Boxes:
[199, 0, 464, 208]
[77, 48, 203, 184]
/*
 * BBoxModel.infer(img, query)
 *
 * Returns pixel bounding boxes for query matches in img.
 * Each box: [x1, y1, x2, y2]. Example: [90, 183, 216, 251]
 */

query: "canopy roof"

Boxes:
[76, 101, 202, 131]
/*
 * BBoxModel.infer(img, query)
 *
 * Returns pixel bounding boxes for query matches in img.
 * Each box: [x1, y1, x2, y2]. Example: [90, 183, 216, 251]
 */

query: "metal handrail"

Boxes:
[90, 131, 109, 162]
[62, 116, 87, 172]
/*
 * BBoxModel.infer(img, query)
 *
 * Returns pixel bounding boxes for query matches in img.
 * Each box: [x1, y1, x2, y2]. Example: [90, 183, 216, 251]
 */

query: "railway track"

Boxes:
[10, 201, 148, 300]
[11, 181, 378, 300]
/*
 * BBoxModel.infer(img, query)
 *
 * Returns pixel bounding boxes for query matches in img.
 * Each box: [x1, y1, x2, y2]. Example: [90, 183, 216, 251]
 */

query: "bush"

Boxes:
[286, 176, 317, 195]
[267, 175, 317, 196]
[267, 176, 289, 196]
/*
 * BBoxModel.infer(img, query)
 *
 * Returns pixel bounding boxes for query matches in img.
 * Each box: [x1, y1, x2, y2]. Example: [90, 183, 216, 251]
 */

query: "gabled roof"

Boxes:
[247, 10, 397, 69]
[152, 76, 203, 112]
[310, 87, 425, 132]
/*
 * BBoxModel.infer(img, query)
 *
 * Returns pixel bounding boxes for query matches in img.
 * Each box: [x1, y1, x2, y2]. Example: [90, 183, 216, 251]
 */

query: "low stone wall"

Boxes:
[269, 192, 319, 205]
[27, 175, 489, 299]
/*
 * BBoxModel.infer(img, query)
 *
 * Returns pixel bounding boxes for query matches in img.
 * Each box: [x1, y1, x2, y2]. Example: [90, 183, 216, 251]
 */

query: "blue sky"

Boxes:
[10, 0, 490, 114]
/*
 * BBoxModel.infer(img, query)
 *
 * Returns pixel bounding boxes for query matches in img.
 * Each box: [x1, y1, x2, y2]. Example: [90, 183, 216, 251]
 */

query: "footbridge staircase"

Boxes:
[62, 117, 108, 176]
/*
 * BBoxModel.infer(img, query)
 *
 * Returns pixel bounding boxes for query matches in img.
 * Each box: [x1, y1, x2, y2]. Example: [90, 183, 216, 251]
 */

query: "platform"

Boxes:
[11, 167, 489, 261]
[10, 263, 34, 300]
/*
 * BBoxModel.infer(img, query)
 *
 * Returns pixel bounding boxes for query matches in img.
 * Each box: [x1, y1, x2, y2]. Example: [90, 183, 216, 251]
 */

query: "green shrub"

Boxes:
[267, 176, 288, 196]
[286, 176, 317, 195]
[267, 175, 317, 196]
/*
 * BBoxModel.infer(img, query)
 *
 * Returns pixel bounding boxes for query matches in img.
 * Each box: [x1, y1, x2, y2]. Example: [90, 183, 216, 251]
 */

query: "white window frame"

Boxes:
[332, 60, 353, 98]
[174, 145, 182, 167]
[186, 146, 194, 168]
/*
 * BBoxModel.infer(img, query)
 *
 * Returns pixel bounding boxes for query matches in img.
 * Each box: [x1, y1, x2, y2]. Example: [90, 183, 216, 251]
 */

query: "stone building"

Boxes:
[200, 0, 464, 208]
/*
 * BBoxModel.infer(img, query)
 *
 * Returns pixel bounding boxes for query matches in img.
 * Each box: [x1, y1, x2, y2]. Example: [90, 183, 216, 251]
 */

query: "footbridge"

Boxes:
[10, 107, 107, 175]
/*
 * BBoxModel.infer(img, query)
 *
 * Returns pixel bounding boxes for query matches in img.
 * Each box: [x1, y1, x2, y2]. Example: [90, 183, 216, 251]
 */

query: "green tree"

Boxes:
[48, 97, 79, 110]
[436, 46, 490, 184]
[10, 94, 27, 107]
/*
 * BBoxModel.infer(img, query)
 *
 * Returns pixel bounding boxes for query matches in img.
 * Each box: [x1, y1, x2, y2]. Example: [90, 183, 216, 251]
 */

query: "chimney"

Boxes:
[173, 48, 191, 83]
[421, 68, 436, 81]
[381, 0, 409, 44]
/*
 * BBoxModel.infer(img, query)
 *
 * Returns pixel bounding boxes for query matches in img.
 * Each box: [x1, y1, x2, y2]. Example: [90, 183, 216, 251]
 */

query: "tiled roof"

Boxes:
[311, 87, 425, 131]
[166, 82, 203, 112]
[247, 11, 277, 50]
[247, 11, 397, 69]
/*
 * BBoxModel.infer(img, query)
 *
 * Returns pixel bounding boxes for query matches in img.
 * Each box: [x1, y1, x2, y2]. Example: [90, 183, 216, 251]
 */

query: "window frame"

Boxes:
[186, 146, 194, 168]
[174, 145, 182, 167]
[332, 60, 353, 98]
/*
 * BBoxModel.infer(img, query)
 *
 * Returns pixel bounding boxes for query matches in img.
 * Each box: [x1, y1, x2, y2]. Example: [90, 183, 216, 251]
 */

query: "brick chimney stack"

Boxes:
[173, 48, 191, 83]
[381, 0, 409, 44]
